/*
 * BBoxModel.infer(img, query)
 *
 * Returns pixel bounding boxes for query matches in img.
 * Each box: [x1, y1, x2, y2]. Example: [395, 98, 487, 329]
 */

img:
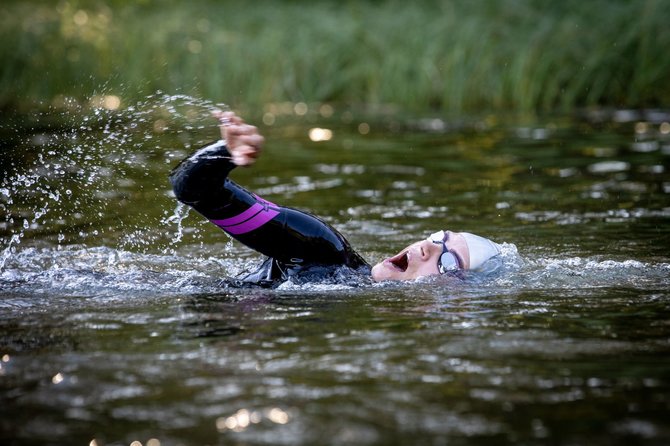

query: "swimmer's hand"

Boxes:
[212, 110, 264, 166]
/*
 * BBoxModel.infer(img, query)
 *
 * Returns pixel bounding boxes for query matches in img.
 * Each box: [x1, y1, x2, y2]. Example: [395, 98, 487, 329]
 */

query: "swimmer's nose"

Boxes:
[419, 240, 433, 260]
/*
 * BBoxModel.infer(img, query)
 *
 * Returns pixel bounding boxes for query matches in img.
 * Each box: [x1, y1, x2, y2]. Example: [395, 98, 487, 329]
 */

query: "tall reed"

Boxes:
[1, 0, 668, 113]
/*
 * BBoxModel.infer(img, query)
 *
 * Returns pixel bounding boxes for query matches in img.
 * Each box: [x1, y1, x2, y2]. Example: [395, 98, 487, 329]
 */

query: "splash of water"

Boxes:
[162, 202, 192, 246]
[0, 93, 229, 271]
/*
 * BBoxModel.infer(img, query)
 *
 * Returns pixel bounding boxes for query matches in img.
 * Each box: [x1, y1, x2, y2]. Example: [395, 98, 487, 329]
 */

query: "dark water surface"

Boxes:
[1, 97, 669, 445]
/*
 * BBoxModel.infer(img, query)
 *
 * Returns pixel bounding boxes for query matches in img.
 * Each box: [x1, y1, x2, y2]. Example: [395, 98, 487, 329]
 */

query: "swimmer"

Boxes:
[170, 111, 502, 287]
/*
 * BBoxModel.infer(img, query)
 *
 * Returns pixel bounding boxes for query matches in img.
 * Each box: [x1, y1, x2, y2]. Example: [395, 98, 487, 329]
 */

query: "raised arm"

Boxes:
[169, 112, 369, 278]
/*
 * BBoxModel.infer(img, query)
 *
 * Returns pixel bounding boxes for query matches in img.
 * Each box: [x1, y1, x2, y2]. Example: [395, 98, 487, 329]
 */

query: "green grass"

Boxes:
[1, 0, 669, 114]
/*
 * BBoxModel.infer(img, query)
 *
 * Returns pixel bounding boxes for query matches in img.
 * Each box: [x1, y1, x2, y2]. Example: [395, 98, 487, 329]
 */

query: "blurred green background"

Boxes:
[1, 0, 669, 115]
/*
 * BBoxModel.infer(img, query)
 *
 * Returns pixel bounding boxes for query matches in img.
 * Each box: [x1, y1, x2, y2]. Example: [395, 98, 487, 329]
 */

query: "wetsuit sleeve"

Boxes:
[169, 140, 369, 271]
[169, 140, 237, 209]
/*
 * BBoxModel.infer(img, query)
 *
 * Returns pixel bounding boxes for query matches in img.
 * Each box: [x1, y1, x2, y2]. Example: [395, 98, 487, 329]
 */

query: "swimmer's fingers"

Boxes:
[211, 110, 264, 165]
[226, 123, 259, 137]
[212, 110, 242, 124]
[233, 131, 264, 149]
[213, 110, 244, 140]
[227, 124, 263, 146]
[231, 138, 263, 166]
[231, 145, 262, 166]
[226, 123, 264, 166]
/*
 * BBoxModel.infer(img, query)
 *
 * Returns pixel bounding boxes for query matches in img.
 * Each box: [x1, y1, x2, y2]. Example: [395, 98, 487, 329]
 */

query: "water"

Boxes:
[1, 97, 669, 445]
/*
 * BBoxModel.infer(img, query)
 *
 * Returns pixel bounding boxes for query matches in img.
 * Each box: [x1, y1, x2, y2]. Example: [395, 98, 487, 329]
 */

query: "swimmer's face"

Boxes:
[371, 231, 471, 282]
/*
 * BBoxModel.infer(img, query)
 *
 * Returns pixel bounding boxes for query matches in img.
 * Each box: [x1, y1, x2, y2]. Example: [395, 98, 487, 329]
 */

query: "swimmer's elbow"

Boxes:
[169, 158, 232, 206]
[169, 156, 216, 205]
[169, 140, 236, 205]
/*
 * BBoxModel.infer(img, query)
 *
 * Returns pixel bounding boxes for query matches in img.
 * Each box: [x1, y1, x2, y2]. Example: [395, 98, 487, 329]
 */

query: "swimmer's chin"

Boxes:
[371, 271, 382, 282]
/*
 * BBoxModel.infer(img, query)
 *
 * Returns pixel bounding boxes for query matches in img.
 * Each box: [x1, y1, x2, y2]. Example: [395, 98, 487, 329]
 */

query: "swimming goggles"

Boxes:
[428, 230, 463, 274]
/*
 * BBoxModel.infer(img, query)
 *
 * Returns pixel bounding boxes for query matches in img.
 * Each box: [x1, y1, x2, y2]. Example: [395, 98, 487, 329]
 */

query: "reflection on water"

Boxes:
[1, 97, 669, 445]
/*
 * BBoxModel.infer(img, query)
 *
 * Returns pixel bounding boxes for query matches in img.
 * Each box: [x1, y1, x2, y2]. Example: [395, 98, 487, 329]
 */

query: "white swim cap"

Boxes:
[461, 232, 502, 271]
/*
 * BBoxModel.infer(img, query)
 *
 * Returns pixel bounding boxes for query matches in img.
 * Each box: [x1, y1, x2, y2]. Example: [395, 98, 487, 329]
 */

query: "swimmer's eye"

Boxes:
[438, 251, 461, 273]
[429, 230, 463, 274]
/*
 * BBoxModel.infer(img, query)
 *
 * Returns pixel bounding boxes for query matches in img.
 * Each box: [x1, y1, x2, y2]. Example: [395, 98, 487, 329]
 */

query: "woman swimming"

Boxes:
[170, 112, 502, 287]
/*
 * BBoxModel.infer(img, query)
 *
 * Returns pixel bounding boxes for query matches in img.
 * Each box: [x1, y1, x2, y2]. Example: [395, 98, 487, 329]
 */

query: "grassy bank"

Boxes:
[1, 0, 669, 114]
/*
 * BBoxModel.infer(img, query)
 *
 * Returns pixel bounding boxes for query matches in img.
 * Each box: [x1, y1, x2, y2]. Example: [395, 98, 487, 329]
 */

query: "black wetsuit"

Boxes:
[170, 140, 370, 287]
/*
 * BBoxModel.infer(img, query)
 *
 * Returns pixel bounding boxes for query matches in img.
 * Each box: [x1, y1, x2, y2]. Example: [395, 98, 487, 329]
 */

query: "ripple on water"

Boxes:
[1, 100, 670, 446]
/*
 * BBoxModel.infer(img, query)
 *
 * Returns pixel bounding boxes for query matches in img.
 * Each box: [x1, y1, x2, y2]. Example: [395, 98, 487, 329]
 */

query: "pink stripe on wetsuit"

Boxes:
[210, 195, 279, 235]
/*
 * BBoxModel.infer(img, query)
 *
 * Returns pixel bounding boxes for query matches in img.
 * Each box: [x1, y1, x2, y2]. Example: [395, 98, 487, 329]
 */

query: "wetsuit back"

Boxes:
[169, 140, 370, 286]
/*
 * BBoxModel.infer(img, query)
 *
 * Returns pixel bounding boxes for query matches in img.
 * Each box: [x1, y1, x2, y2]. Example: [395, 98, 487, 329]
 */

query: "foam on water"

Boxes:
[0, 246, 223, 306]
[1, 237, 666, 312]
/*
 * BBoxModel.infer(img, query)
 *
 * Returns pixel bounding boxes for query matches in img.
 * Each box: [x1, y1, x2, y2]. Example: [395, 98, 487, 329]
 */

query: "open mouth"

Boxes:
[387, 251, 409, 272]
